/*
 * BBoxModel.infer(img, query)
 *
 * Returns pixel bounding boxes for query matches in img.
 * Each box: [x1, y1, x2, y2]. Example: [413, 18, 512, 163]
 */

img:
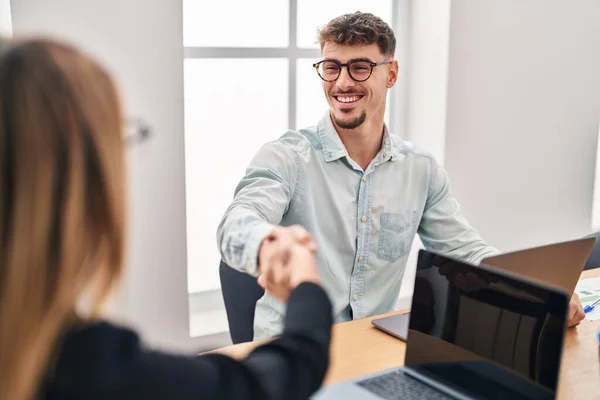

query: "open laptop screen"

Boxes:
[405, 250, 569, 399]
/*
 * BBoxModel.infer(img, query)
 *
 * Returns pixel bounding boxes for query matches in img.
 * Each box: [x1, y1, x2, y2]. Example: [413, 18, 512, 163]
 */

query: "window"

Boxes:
[184, 0, 400, 294]
[183, 0, 289, 47]
[296, 0, 393, 48]
[184, 58, 288, 293]
[0, 0, 12, 37]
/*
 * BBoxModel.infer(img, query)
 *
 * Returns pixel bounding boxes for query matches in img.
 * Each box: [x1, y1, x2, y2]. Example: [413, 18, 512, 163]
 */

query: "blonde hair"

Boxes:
[0, 38, 126, 400]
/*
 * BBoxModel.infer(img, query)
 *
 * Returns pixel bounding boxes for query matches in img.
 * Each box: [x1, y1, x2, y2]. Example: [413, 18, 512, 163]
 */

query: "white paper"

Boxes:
[575, 277, 600, 321]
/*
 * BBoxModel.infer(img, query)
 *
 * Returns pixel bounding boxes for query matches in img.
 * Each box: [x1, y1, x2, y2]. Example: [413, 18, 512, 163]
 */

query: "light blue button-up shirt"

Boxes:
[217, 112, 498, 340]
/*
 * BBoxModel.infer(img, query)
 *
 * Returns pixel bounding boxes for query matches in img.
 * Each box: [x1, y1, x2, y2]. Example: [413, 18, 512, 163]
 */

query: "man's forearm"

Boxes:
[217, 206, 274, 276]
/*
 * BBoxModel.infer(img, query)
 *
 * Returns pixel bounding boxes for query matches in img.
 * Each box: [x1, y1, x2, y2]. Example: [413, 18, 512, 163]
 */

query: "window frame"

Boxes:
[183, 0, 404, 133]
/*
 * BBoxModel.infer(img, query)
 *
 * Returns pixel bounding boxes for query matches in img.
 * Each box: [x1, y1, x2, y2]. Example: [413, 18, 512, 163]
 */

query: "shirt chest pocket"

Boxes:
[377, 211, 417, 262]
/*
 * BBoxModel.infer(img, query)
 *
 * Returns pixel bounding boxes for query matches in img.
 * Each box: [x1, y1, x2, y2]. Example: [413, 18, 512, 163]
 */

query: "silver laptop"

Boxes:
[481, 236, 595, 293]
[371, 313, 410, 341]
[313, 249, 569, 400]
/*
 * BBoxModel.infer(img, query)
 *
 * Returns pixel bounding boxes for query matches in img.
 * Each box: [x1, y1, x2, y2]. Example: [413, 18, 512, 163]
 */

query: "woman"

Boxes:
[0, 38, 332, 400]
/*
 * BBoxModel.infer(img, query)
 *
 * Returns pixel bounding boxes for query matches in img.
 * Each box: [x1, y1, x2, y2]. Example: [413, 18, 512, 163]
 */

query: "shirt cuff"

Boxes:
[473, 247, 502, 265]
[242, 222, 275, 277]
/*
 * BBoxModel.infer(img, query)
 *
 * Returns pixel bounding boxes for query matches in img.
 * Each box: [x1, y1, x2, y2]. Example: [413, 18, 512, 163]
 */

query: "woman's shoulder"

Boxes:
[44, 321, 143, 396]
[60, 321, 141, 362]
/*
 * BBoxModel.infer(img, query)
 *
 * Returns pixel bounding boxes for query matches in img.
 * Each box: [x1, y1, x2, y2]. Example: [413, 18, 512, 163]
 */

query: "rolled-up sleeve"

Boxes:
[217, 141, 299, 276]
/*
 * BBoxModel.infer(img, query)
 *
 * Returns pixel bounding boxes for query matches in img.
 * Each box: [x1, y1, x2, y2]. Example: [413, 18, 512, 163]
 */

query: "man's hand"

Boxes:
[257, 225, 317, 303]
[257, 242, 320, 303]
[567, 292, 585, 328]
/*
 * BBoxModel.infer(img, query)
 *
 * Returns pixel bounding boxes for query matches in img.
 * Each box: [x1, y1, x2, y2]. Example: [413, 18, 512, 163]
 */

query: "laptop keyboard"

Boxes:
[357, 370, 451, 400]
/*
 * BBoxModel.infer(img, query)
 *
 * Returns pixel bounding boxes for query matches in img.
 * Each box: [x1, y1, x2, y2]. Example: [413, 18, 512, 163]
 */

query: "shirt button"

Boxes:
[353, 294, 358, 301]
[362, 176, 367, 182]
[361, 215, 367, 223]
[358, 256, 364, 263]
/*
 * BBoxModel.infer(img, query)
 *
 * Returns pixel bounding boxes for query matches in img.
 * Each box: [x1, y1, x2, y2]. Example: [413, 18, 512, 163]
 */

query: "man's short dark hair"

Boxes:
[317, 12, 396, 57]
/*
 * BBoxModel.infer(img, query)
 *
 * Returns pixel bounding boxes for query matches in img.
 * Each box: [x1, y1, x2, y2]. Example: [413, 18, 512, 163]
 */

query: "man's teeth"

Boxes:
[337, 96, 360, 103]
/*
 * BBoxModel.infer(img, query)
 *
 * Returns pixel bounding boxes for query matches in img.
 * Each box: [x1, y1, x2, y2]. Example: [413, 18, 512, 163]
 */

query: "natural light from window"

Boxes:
[183, 0, 395, 294]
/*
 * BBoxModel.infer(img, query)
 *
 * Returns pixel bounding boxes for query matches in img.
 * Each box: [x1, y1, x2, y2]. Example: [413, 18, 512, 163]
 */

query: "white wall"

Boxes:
[591, 124, 600, 232]
[0, 0, 11, 37]
[10, 0, 207, 352]
[404, 0, 451, 164]
[443, 0, 600, 252]
[395, 0, 452, 306]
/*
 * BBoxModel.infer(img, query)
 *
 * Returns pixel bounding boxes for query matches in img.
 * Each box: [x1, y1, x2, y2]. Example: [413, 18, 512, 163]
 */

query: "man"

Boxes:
[217, 12, 584, 340]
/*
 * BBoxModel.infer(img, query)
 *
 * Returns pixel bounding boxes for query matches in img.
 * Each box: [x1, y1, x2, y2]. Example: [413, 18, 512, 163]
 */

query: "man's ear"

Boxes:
[387, 60, 399, 88]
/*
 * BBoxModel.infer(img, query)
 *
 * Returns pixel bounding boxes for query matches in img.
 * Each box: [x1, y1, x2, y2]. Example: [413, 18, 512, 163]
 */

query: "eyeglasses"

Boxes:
[313, 59, 392, 82]
[124, 117, 151, 146]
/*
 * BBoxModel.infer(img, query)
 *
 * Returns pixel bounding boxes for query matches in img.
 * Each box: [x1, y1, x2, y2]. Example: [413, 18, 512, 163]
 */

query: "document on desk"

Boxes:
[575, 277, 600, 321]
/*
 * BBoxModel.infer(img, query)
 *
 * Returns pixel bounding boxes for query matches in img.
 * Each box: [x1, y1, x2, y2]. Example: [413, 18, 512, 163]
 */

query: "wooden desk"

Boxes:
[212, 269, 600, 399]
[559, 268, 600, 400]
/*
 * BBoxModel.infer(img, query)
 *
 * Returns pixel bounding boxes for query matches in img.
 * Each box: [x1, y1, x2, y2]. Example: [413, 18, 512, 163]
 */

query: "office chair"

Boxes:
[219, 260, 265, 344]
[583, 232, 600, 270]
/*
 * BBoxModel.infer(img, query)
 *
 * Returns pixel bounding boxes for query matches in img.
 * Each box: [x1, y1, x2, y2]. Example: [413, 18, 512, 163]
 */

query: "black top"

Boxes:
[42, 282, 332, 400]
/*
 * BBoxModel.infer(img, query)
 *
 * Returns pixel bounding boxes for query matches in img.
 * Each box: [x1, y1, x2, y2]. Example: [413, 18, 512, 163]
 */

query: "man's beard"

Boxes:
[334, 110, 367, 129]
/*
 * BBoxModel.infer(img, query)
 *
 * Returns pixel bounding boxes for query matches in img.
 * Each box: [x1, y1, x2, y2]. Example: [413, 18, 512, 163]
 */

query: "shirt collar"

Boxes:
[316, 112, 400, 163]
[317, 112, 347, 162]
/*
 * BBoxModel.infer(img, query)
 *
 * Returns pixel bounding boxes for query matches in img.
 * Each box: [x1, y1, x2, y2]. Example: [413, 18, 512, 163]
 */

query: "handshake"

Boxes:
[257, 225, 321, 303]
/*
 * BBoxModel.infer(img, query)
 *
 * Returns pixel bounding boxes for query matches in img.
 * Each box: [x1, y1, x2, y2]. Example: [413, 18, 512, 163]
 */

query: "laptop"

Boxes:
[370, 237, 593, 342]
[371, 313, 410, 341]
[481, 236, 595, 293]
[313, 249, 569, 400]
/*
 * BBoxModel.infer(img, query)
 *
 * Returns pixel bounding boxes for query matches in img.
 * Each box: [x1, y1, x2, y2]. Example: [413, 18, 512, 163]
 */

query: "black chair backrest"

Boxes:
[219, 260, 265, 344]
[584, 232, 600, 270]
